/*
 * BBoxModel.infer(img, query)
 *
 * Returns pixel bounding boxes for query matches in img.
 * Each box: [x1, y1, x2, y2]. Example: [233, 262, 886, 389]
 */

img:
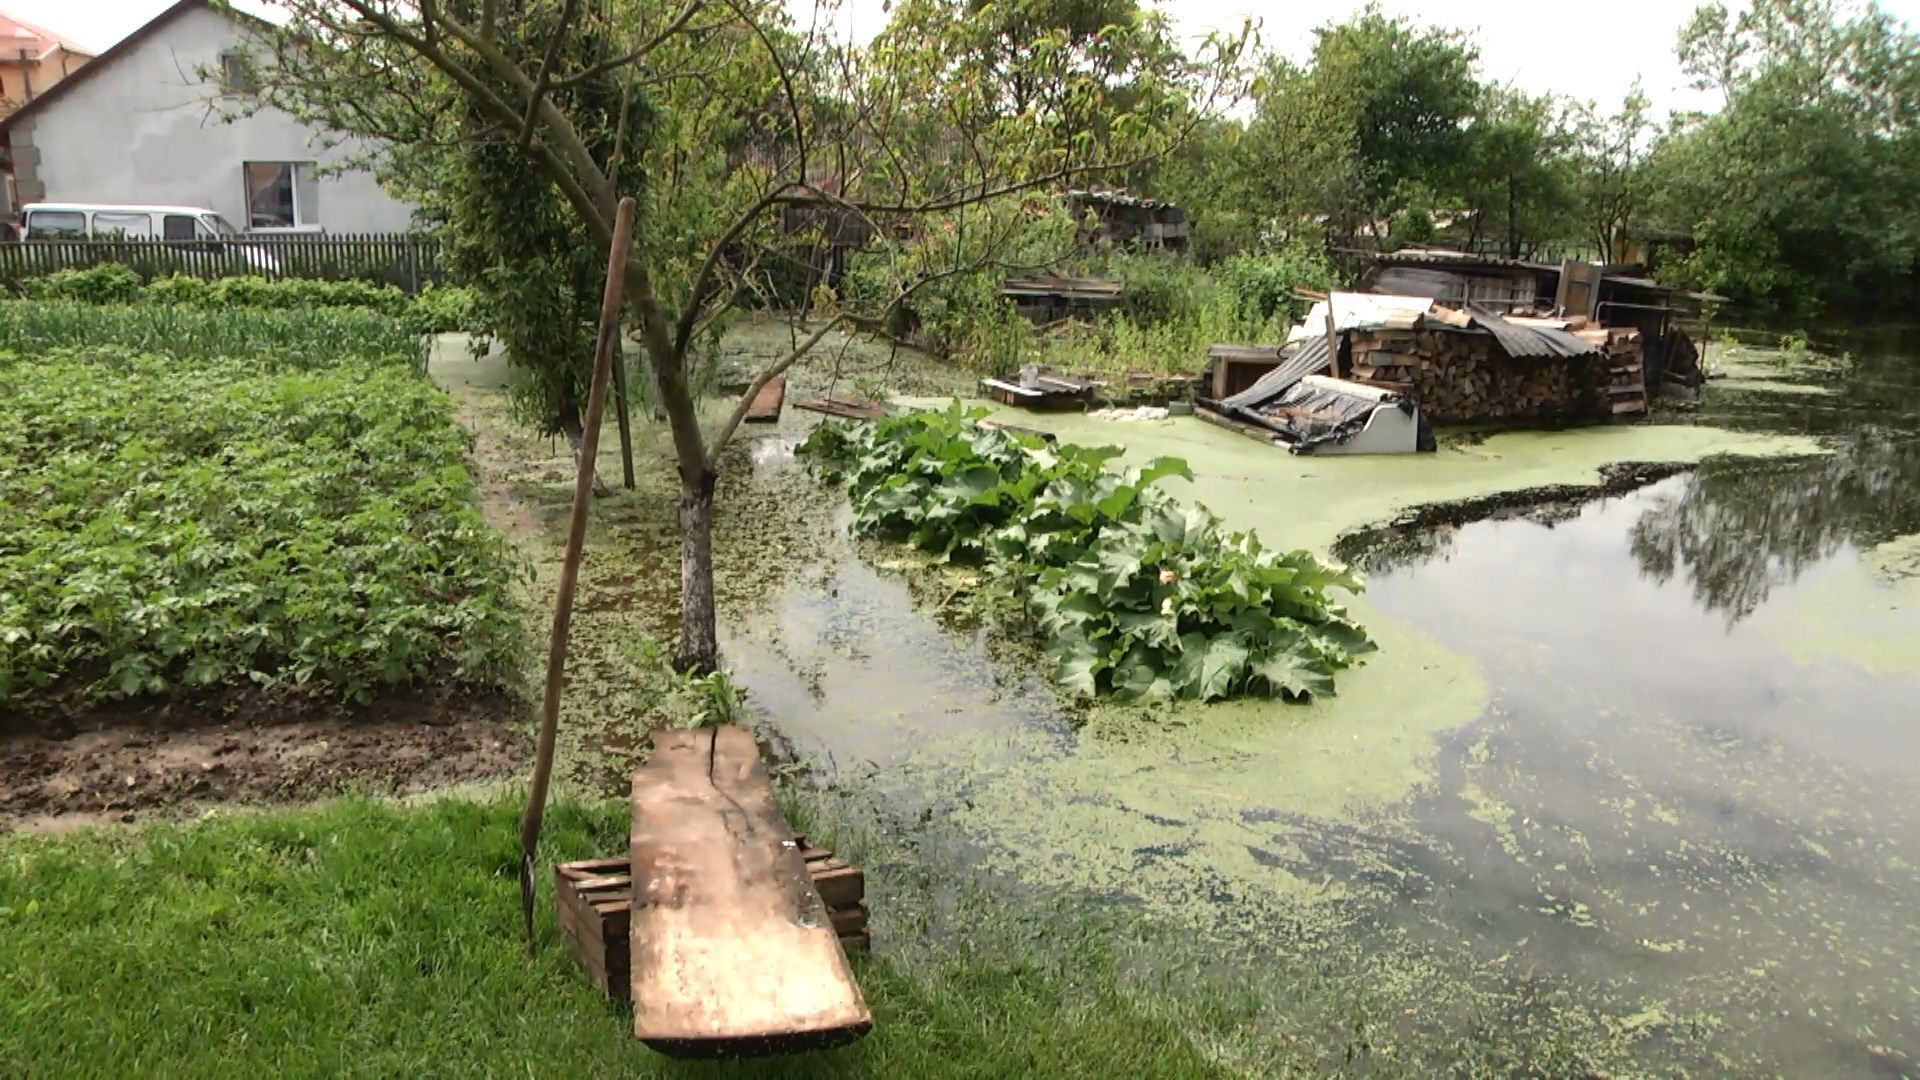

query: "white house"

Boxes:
[0, 0, 415, 233]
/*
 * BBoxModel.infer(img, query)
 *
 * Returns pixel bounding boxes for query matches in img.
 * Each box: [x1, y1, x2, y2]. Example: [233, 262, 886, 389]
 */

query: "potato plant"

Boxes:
[0, 345, 521, 710]
[800, 405, 1373, 702]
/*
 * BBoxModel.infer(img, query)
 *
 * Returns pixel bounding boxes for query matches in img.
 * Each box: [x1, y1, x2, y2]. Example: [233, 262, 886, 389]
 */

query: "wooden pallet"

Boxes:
[554, 840, 869, 1002]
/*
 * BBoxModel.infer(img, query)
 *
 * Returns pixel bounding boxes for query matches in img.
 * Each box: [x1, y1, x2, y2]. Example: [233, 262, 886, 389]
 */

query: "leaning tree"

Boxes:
[252, 0, 1247, 672]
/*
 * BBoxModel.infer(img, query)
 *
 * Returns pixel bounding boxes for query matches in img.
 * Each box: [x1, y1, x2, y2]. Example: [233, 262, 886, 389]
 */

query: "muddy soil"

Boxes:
[1, 690, 527, 832]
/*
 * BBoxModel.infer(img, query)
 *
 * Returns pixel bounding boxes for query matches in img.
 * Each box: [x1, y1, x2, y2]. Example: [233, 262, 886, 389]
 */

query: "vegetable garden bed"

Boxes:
[0, 302, 522, 716]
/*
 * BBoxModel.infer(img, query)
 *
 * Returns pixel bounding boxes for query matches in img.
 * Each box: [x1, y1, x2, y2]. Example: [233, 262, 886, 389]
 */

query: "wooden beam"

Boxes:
[744, 373, 787, 423]
[630, 726, 871, 1057]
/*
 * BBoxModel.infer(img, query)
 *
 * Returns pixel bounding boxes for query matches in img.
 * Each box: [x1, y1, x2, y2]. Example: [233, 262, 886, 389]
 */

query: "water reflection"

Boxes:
[1630, 428, 1920, 621]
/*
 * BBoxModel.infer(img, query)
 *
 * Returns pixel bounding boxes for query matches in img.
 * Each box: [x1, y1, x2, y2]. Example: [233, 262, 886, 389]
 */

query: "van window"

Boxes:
[92, 212, 154, 239]
[163, 214, 208, 241]
[26, 210, 86, 238]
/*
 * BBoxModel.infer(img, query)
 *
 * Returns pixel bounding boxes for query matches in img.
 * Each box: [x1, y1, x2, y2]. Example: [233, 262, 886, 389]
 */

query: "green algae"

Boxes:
[931, 606, 1487, 918]
[960, 406, 1820, 555]
[1750, 534, 1920, 678]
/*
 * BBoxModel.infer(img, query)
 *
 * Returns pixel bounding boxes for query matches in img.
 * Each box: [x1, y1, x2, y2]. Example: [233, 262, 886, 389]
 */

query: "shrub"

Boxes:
[1215, 245, 1336, 326]
[21, 264, 143, 305]
[800, 404, 1372, 702]
[0, 346, 522, 709]
[404, 283, 481, 335]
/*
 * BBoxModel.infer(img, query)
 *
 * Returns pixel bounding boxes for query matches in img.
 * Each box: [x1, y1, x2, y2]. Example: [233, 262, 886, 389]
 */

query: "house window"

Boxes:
[92, 212, 154, 239]
[244, 161, 318, 229]
[219, 50, 256, 95]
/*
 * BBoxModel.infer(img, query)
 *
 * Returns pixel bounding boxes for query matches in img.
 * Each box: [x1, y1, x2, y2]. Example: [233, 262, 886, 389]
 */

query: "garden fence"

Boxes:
[0, 233, 446, 294]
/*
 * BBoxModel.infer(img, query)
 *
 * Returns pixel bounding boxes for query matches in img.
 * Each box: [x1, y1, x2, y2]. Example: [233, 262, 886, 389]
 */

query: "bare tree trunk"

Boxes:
[675, 468, 718, 672]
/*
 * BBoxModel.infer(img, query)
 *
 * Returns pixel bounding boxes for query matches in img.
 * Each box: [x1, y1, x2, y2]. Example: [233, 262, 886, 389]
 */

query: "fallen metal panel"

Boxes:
[1214, 337, 1330, 410]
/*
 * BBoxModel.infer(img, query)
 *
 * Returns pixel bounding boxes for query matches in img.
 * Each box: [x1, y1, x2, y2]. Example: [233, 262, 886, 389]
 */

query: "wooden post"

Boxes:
[517, 196, 637, 949]
[611, 342, 636, 489]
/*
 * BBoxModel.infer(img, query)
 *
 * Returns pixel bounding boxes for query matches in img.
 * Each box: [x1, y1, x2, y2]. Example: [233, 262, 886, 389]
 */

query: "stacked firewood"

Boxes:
[1574, 326, 1648, 416]
[1348, 327, 1604, 423]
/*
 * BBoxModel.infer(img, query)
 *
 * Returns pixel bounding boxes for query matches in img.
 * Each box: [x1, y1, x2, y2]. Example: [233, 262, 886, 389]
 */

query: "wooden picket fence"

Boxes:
[0, 233, 446, 295]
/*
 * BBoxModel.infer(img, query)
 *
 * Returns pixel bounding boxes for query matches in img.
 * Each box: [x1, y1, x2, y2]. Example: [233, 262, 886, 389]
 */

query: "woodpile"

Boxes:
[1348, 327, 1613, 424]
[1575, 326, 1649, 417]
[554, 836, 870, 1001]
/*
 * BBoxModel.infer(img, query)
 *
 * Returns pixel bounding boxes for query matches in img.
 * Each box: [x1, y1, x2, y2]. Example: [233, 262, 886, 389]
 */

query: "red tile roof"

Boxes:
[0, 10, 95, 60]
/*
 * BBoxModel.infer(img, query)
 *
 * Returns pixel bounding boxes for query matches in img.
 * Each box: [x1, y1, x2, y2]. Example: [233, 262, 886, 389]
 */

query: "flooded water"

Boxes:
[720, 325, 1920, 1073]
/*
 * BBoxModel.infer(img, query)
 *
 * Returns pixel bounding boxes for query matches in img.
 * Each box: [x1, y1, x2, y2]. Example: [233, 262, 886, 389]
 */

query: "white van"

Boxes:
[19, 203, 279, 271]
[22, 203, 242, 241]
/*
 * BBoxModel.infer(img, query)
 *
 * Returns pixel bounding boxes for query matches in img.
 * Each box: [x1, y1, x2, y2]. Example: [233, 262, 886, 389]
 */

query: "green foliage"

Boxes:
[403, 283, 482, 335]
[14, 273, 480, 336]
[0, 301, 429, 371]
[846, 200, 1076, 369]
[1032, 246, 1334, 376]
[22, 264, 142, 304]
[800, 404, 1371, 702]
[0, 326, 520, 709]
[1213, 248, 1336, 326]
[1648, 0, 1920, 310]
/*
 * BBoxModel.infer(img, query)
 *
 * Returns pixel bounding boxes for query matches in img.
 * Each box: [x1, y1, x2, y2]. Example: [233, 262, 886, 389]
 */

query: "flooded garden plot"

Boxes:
[682, 324, 1920, 1072]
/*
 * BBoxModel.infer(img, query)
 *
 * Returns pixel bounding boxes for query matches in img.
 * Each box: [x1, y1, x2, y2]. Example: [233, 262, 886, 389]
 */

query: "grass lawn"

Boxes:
[0, 795, 1239, 1078]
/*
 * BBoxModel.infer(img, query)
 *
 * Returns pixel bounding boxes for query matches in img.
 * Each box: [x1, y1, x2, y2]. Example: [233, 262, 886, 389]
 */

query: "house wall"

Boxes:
[15, 6, 413, 232]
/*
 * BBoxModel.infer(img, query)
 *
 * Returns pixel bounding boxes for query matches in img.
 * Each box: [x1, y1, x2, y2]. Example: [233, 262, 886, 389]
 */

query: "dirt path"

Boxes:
[1, 692, 526, 833]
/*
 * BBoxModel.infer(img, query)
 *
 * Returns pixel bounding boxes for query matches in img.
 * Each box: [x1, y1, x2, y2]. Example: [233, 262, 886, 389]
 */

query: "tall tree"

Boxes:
[1651, 0, 1920, 308]
[1460, 87, 1579, 260]
[1570, 85, 1653, 263]
[257, 0, 1243, 671]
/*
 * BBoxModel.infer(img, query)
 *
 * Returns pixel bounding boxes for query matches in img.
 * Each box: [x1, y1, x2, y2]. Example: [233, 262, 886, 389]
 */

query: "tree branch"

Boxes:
[517, 0, 583, 155]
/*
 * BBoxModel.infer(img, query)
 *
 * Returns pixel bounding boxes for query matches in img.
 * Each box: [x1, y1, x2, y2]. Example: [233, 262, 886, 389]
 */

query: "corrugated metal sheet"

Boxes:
[1217, 337, 1331, 409]
[1466, 303, 1601, 359]
[1366, 248, 1558, 272]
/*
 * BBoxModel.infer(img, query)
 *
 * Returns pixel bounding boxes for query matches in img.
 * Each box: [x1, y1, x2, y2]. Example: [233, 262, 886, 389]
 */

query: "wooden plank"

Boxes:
[744, 373, 787, 423]
[793, 395, 887, 420]
[630, 726, 871, 1057]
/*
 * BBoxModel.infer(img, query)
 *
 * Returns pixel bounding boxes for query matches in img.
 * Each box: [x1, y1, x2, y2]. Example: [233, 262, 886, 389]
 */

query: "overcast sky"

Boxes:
[19, 0, 1920, 118]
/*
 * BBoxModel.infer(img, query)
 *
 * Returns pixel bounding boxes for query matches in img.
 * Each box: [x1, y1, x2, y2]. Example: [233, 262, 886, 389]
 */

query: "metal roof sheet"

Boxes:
[1216, 337, 1331, 410]
[1465, 303, 1602, 359]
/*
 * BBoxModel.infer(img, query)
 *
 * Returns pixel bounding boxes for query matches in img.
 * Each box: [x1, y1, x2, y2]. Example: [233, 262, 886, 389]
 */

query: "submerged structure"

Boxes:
[1352, 248, 1719, 389]
[1199, 290, 1649, 454]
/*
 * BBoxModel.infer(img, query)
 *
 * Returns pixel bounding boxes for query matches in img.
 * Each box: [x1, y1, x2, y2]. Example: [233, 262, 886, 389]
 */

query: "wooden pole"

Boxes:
[518, 196, 636, 950]
[611, 344, 636, 489]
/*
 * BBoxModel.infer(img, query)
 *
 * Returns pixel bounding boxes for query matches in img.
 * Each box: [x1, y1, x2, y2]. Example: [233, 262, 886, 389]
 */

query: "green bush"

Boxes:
[0, 346, 522, 709]
[0, 301, 429, 371]
[13, 273, 480, 337]
[404, 283, 481, 335]
[800, 404, 1372, 702]
[21, 264, 143, 305]
[1215, 246, 1336, 326]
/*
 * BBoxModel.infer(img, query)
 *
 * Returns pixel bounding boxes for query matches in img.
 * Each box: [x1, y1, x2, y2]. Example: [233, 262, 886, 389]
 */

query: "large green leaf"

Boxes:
[1250, 649, 1336, 700]
[1170, 632, 1250, 701]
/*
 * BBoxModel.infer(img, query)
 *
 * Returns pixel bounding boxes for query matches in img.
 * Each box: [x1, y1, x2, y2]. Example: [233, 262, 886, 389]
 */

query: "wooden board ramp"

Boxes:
[554, 839, 869, 1001]
[629, 725, 871, 1057]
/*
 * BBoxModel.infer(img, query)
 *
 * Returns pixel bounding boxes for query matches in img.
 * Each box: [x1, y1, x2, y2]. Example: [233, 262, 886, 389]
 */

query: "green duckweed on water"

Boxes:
[1751, 532, 1920, 678]
[963, 404, 1821, 553]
